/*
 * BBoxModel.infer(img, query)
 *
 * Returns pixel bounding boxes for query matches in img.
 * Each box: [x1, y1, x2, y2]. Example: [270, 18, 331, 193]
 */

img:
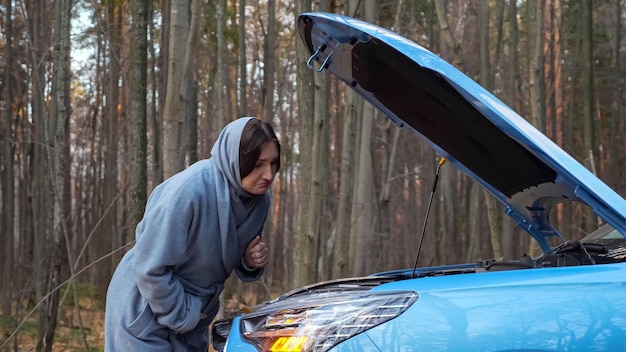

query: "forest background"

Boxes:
[0, 0, 625, 351]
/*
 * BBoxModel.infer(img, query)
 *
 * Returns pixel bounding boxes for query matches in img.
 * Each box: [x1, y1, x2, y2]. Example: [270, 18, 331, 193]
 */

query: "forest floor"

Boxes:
[0, 279, 261, 351]
[0, 295, 105, 352]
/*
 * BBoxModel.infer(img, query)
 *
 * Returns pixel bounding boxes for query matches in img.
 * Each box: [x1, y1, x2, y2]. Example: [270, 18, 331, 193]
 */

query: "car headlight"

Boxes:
[239, 290, 418, 352]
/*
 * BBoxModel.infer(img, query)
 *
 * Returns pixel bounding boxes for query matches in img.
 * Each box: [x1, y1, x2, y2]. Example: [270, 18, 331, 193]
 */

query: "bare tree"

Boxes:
[433, 0, 463, 265]
[238, 0, 248, 116]
[152, 0, 168, 186]
[182, 0, 203, 164]
[98, 0, 122, 300]
[528, 0, 547, 131]
[434, 0, 463, 67]
[293, 0, 316, 287]
[27, 0, 51, 324]
[502, 0, 521, 259]
[526, 0, 547, 256]
[162, 0, 191, 178]
[127, 0, 149, 246]
[2, 0, 15, 315]
[350, 0, 378, 277]
[477, 1, 504, 261]
[306, 0, 331, 280]
[506, 0, 520, 112]
[26, 0, 50, 346]
[215, 0, 227, 130]
[609, 0, 623, 188]
[580, 0, 596, 232]
[332, 91, 357, 278]
[331, 0, 362, 280]
[378, 0, 404, 272]
[262, 0, 276, 122]
[37, 0, 71, 350]
[259, 0, 277, 296]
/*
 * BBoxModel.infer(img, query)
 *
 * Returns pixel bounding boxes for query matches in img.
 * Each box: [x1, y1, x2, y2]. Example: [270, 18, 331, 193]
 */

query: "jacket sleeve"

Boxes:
[235, 258, 264, 282]
[132, 205, 203, 333]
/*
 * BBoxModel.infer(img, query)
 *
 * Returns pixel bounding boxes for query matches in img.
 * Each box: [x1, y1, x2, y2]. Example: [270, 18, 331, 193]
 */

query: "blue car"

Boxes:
[212, 12, 626, 352]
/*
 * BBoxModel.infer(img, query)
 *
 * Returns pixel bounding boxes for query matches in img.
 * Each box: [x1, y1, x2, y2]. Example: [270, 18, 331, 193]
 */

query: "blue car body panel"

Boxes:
[223, 263, 626, 351]
[363, 265, 626, 351]
[220, 321, 257, 352]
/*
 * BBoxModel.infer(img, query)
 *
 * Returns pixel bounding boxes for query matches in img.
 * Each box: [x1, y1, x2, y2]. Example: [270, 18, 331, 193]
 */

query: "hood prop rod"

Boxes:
[411, 157, 446, 279]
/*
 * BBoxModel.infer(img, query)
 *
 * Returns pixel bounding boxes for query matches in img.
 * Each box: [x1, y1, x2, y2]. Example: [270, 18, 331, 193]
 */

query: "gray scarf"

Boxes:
[210, 117, 270, 269]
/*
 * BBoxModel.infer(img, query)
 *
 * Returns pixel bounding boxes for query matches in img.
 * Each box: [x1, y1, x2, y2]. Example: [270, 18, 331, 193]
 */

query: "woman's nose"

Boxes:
[262, 163, 273, 179]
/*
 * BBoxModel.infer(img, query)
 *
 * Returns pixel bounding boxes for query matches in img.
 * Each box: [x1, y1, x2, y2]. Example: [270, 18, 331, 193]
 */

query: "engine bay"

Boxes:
[477, 239, 626, 272]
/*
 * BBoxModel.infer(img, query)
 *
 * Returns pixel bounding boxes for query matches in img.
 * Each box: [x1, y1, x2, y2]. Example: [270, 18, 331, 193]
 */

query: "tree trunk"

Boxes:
[545, 0, 564, 232]
[351, 103, 377, 276]
[27, 0, 47, 300]
[528, 0, 547, 131]
[433, 0, 462, 265]
[580, 0, 596, 232]
[350, 0, 378, 277]
[477, 0, 504, 261]
[434, 0, 463, 67]
[507, 0, 520, 111]
[527, 0, 547, 256]
[503, 0, 521, 258]
[26, 0, 51, 347]
[215, 0, 227, 132]
[162, 0, 190, 178]
[478, 0, 490, 89]
[378, 0, 404, 271]
[293, 0, 315, 288]
[263, 0, 276, 122]
[212, 2, 227, 317]
[127, 0, 149, 247]
[147, 0, 160, 190]
[182, 0, 202, 164]
[2, 0, 15, 315]
[333, 92, 357, 279]
[151, 0, 168, 187]
[331, 0, 361, 281]
[37, 0, 71, 350]
[98, 0, 122, 301]
[490, 0, 505, 87]
[238, 0, 248, 116]
[310, 30, 330, 282]
[466, 183, 482, 262]
[609, 0, 623, 189]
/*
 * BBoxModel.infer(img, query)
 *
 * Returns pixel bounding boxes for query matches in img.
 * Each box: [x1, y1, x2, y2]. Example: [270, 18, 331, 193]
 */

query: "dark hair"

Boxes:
[239, 119, 281, 178]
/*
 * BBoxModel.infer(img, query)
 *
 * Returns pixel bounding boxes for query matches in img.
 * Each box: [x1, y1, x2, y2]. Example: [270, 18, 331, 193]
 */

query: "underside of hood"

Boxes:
[297, 12, 626, 252]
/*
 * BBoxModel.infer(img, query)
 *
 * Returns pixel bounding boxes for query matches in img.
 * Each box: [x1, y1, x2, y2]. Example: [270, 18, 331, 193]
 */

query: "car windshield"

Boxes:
[582, 223, 626, 241]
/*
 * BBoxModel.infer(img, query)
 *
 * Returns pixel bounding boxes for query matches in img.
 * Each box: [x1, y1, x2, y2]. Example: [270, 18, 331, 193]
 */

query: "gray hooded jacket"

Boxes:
[104, 117, 270, 351]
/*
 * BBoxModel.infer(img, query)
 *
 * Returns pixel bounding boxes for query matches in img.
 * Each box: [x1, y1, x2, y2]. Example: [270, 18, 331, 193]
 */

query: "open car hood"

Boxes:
[297, 12, 626, 252]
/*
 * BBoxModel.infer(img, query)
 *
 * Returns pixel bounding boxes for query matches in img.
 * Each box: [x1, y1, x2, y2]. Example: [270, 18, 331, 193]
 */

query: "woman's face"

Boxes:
[241, 141, 279, 195]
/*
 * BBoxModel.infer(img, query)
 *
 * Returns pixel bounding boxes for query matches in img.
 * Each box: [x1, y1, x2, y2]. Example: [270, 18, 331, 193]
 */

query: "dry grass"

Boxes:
[1, 283, 105, 352]
[0, 283, 261, 351]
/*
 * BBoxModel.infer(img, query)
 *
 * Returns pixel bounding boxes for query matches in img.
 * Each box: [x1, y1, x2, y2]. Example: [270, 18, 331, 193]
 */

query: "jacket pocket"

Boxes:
[128, 302, 158, 339]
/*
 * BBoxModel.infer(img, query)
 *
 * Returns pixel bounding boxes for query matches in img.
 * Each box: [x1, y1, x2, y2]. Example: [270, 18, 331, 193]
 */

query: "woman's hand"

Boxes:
[244, 236, 269, 269]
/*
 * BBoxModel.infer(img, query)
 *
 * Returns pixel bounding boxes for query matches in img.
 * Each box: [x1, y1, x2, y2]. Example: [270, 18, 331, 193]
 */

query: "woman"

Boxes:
[104, 117, 280, 351]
